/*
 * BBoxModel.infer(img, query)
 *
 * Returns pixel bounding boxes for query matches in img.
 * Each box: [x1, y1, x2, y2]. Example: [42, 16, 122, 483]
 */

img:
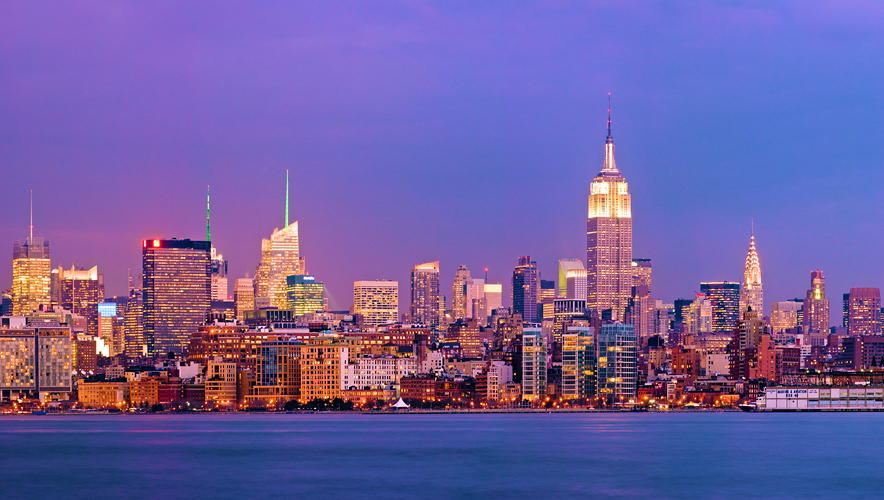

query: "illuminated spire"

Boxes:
[285, 169, 289, 228]
[601, 93, 619, 174]
[206, 185, 211, 242]
[740, 228, 763, 315]
[607, 93, 612, 141]
[29, 189, 33, 242]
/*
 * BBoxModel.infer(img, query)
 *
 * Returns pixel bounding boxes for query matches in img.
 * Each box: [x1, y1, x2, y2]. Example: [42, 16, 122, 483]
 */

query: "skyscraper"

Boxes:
[596, 323, 637, 406]
[521, 327, 547, 401]
[210, 247, 229, 301]
[255, 170, 306, 309]
[631, 259, 652, 293]
[124, 284, 143, 358]
[587, 98, 632, 321]
[234, 276, 255, 321]
[739, 232, 763, 316]
[354, 280, 399, 326]
[512, 256, 539, 324]
[56, 265, 104, 337]
[410, 262, 440, 328]
[558, 259, 587, 300]
[484, 283, 503, 318]
[464, 278, 486, 321]
[142, 238, 211, 356]
[700, 282, 741, 333]
[286, 275, 324, 316]
[802, 270, 829, 334]
[452, 265, 472, 319]
[848, 287, 882, 336]
[771, 300, 803, 333]
[12, 194, 51, 315]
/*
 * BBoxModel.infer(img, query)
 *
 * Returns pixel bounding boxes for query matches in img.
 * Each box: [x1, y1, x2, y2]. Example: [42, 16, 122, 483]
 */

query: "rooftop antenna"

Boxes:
[29, 189, 33, 241]
[285, 169, 290, 228]
[607, 93, 612, 140]
[206, 185, 211, 242]
[751, 218, 754, 238]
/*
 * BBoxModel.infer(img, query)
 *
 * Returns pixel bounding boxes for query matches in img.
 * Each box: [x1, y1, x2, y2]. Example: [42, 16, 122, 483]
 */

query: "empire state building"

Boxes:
[587, 99, 632, 320]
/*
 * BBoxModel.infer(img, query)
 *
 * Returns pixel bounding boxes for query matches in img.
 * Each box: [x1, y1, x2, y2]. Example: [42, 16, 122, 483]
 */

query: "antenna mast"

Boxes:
[285, 169, 290, 227]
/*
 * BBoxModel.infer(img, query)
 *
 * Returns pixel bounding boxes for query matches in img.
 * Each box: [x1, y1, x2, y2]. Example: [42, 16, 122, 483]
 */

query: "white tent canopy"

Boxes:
[393, 398, 410, 409]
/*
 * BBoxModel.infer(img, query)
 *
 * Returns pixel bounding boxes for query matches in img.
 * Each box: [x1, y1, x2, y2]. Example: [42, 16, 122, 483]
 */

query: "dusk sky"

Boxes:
[2, 2, 883, 320]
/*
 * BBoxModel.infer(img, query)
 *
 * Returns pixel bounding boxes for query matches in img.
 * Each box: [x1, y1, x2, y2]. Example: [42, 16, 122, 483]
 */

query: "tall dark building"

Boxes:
[512, 256, 539, 324]
[843, 293, 850, 328]
[699, 282, 741, 333]
[142, 238, 211, 356]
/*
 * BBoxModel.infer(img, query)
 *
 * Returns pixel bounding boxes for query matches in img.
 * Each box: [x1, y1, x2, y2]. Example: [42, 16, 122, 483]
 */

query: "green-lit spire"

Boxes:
[285, 169, 289, 227]
[206, 185, 211, 242]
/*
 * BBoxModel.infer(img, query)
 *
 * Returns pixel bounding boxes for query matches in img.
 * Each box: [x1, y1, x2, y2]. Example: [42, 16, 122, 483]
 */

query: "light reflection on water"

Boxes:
[0, 412, 880, 499]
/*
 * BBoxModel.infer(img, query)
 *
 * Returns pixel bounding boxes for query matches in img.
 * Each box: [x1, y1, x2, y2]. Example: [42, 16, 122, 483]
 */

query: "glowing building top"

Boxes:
[739, 230, 763, 315]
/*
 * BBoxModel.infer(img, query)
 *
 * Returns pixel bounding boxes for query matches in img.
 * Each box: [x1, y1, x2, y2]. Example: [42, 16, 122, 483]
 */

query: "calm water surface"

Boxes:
[1, 412, 882, 499]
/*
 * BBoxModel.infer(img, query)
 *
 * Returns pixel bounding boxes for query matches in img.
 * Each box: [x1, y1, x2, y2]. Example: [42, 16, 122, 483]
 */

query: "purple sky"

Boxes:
[2, 2, 883, 320]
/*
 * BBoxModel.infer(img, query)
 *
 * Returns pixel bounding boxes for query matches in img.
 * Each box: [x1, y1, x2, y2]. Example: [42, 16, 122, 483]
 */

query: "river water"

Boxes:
[1, 412, 880, 499]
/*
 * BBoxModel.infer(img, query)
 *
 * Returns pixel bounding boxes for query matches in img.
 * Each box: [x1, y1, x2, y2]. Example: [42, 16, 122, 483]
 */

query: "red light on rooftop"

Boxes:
[153, 240, 160, 247]
[143, 240, 147, 247]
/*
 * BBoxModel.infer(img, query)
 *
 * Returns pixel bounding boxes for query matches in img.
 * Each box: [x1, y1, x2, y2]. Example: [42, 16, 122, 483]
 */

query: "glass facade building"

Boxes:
[142, 239, 211, 356]
[285, 275, 324, 316]
[56, 265, 104, 337]
[562, 326, 595, 400]
[410, 262, 440, 328]
[597, 323, 637, 406]
[521, 327, 547, 401]
[12, 236, 51, 316]
[699, 282, 741, 333]
[512, 256, 539, 324]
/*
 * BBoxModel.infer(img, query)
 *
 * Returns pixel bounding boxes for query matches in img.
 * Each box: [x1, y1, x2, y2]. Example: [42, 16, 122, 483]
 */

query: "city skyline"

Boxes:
[3, 3, 884, 315]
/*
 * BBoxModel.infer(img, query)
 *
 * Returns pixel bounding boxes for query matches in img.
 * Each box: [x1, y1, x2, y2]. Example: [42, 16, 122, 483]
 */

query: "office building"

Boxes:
[0, 327, 72, 401]
[631, 259, 652, 293]
[234, 276, 255, 321]
[464, 278, 485, 321]
[484, 283, 503, 317]
[626, 285, 655, 342]
[521, 327, 547, 401]
[700, 282, 741, 333]
[12, 210, 51, 316]
[739, 233, 763, 316]
[97, 302, 123, 357]
[354, 281, 398, 326]
[410, 261, 440, 328]
[452, 265, 472, 319]
[285, 275, 324, 316]
[124, 286, 143, 358]
[587, 101, 632, 321]
[142, 238, 211, 356]
[848, 287, 882, 336]
[210, 247, 229, 301]
[558, 259, 587, 301]
[596, 323, 637, 406]
[56, 265, 104, 337]
[803, 270, 830, 334]
[255, 171, 307, 309]
[771, 300, 804, 333]
[512, 256, 540, 324]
